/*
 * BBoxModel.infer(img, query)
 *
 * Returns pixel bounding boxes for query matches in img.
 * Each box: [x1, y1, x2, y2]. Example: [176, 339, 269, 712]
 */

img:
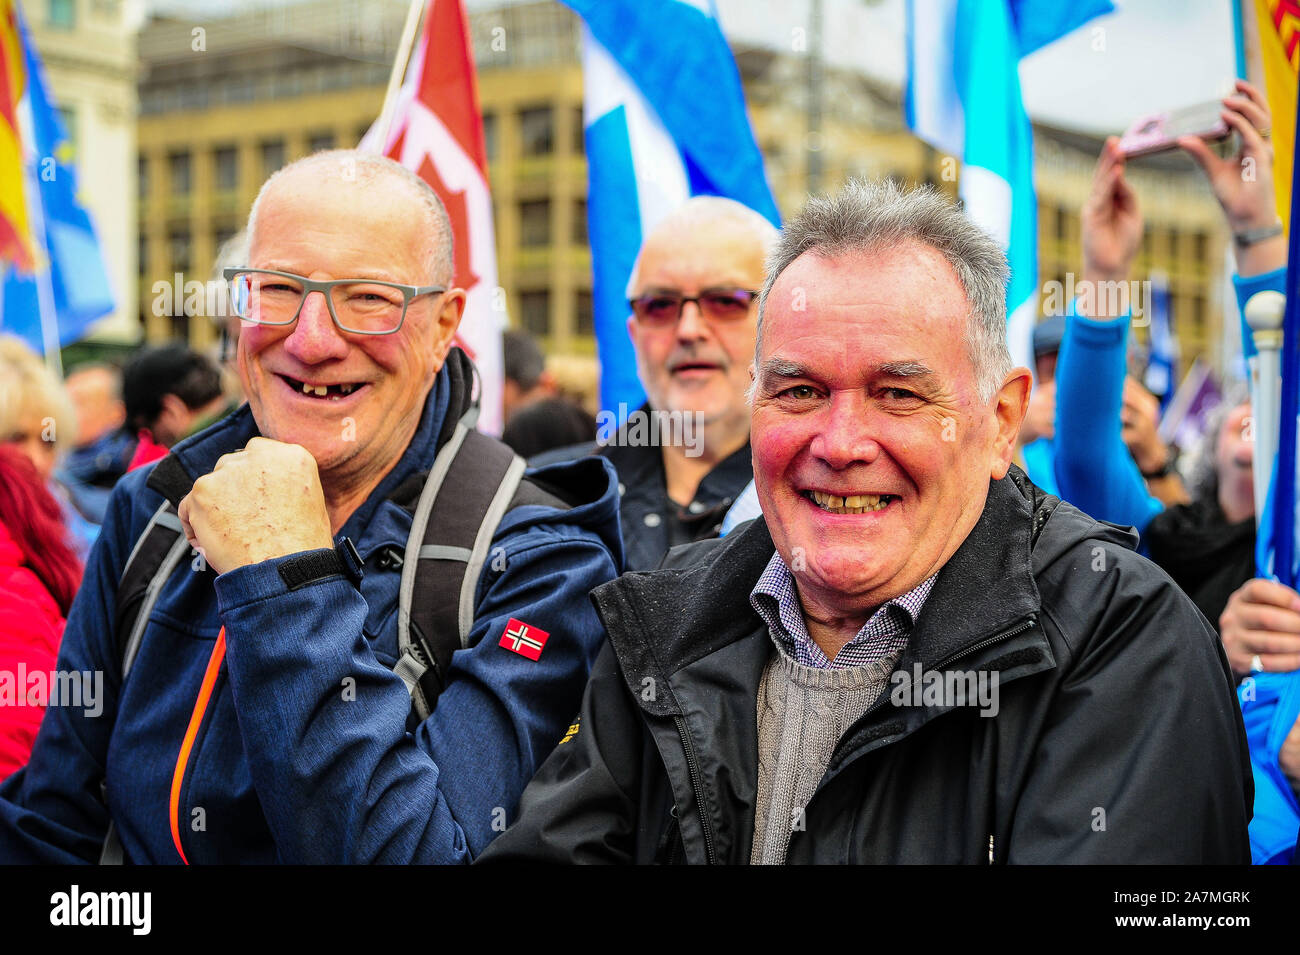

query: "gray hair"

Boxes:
[757, 179, 1014, 401]
[1185, 382, 1250, 505]
[245, 149, 453, 285]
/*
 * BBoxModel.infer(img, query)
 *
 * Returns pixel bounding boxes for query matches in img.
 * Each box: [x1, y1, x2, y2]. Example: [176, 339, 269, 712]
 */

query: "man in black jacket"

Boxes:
[481, 179, 1252, 864]
[601, 197, 777, 570]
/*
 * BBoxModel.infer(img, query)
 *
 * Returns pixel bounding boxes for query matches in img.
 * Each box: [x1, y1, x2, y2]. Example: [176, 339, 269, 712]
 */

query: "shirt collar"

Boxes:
[749, 550, 936, 669]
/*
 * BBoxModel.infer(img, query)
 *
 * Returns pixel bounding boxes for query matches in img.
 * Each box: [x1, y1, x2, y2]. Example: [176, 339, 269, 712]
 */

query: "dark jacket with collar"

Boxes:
[480, 467, 1253, 864]
[599, 403, 752, 571]
[0, 350, 623, 864]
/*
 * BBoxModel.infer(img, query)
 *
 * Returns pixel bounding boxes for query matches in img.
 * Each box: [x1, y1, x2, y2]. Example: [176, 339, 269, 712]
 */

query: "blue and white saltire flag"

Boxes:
[904, 0, 1113, 374]
[0, 11, 114, 356]
[561, 0, 780, 414]
[1144, 272, 1176, 416]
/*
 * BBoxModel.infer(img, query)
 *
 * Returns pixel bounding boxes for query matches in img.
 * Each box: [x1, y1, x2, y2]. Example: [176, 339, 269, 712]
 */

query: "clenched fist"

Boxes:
[178, 436, 334, 575]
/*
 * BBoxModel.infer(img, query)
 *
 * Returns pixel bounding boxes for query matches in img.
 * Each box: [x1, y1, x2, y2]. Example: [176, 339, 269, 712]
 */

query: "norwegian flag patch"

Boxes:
[499, 618, 550, 661]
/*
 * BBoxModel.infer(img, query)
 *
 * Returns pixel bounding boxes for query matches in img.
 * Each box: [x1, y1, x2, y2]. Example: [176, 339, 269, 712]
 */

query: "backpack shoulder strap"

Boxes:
[395, 421, 526, 721]
[114, 501, 191, 678]
[102, 500, 190, 865]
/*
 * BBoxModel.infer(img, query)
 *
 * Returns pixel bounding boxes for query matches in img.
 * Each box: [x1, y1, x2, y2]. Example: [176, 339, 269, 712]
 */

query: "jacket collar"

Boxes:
[596, 467, 1048, 716]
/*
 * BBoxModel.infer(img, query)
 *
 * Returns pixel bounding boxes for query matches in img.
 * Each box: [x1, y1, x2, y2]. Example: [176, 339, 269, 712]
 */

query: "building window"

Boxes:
[576, 290, 593, 336]
[519, 200, 551, 247]
[519, 106, 553, 156]
[137, 155, 149, 199]
[137, 234, 147, 278]
[572, 106, 585, 155]
[308, 130, 335, 154]
[519, 290, 550, 337]
[214, 146, 238, 192]
[57, 105, 76, 154]
[47, 0, 75, 29]
[260, 139, 286, 179]
[572, 199, 587, 246]
[179, 83, 209, 111]
[169, 229, 191, 274]
[1193, 231, 1208, 262]
[168, 151, 192, 196]
[482, 111, 497, 161]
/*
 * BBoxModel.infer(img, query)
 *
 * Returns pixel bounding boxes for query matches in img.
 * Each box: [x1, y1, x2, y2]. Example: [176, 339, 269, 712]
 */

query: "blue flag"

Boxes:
[905, 0, 1113, 374]
[0, 11, 115, 355]
[1239, 669, 1300, 864]
[1144, 273, 1176, 416]
[562, 0, 779, 414]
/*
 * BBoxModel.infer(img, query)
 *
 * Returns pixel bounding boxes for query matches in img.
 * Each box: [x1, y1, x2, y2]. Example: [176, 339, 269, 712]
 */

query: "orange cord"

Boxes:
[168, 625, 226, 865]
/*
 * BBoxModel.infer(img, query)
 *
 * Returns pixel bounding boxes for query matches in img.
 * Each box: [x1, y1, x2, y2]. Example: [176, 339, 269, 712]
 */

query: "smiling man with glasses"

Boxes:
[0, 150, 623, 864]
[604, 197, 778, 570]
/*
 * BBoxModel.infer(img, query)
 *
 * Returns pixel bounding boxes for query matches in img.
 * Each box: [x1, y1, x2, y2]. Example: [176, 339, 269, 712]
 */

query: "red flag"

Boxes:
[499, 618, 551, 661]
[363, 0, 504, 434]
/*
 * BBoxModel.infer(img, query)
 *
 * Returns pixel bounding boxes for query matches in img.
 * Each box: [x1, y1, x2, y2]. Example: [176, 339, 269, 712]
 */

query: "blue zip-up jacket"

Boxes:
[0, 351, 623, 863]
[1055, 268, 1285, 538]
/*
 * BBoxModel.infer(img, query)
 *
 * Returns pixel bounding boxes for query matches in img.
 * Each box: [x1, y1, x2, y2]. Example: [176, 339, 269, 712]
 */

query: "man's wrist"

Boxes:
[277, 538, 365, 591]
[1139, 455, 1174, 479]
[1233, 219, 1284, 247]
[1081, 265, 1129, 287]
[1078, 268, 1132, 318]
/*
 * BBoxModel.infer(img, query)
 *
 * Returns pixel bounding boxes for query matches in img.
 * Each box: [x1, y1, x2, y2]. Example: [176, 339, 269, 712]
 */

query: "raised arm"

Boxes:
[1054, 137, 1164, 534]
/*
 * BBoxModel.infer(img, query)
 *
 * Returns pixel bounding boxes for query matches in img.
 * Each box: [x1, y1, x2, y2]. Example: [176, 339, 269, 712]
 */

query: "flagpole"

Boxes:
[28, 182, 61, 377]
[1269, 90, 1300, 587]
[1247, 290, 1285, 531]
[1232, 0, 1248, 80]
[374, 0, 426, 151]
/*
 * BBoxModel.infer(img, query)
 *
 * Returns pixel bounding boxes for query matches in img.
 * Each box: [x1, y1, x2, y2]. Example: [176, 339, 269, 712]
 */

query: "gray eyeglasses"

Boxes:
[223, 267, 446, 335]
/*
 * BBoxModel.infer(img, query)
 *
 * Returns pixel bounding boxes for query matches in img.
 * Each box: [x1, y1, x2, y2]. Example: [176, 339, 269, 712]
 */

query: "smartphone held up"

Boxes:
[1118, 101, 1231, 159]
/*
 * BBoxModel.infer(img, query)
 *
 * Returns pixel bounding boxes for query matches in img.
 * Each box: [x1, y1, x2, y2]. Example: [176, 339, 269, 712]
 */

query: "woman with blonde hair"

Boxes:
[0, 335, 74, 483]
[0, 336, 94, 558]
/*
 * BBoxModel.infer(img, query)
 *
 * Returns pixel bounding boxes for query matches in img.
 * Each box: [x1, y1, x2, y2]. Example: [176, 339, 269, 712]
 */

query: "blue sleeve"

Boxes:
[0, 474, 146, 863]
[214, 520, 616, 863]
[1053, 305, 1164, 536]
[1234, 267, 1288, 362]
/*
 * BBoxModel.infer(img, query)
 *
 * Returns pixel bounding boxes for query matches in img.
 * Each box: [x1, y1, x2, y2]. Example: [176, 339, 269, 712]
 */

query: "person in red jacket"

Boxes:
[0, 446, 82, 779]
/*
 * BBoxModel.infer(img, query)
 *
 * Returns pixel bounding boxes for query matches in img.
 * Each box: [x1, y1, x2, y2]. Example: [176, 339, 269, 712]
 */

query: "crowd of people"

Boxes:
[0, 80, 1294, 864]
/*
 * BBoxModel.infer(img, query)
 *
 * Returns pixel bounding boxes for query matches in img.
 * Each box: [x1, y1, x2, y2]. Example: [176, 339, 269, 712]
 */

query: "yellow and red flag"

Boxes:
[0, 0, 33, 271]
[1253, 0, 1299, 229]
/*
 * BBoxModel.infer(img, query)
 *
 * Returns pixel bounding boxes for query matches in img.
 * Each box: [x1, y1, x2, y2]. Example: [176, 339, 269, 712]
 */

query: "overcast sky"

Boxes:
[145, 0, 1241, 136]
[712, 0, 1239, 135]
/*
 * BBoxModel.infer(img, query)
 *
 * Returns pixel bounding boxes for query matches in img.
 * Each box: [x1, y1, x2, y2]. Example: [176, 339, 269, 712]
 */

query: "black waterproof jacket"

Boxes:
[480, 468, 1253, 864]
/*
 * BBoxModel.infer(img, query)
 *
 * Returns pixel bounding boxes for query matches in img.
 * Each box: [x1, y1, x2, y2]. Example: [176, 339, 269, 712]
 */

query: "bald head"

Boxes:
[627, 196, 778, 297]
[623, 197, 776, 452]
[246, 150, 454, 286]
